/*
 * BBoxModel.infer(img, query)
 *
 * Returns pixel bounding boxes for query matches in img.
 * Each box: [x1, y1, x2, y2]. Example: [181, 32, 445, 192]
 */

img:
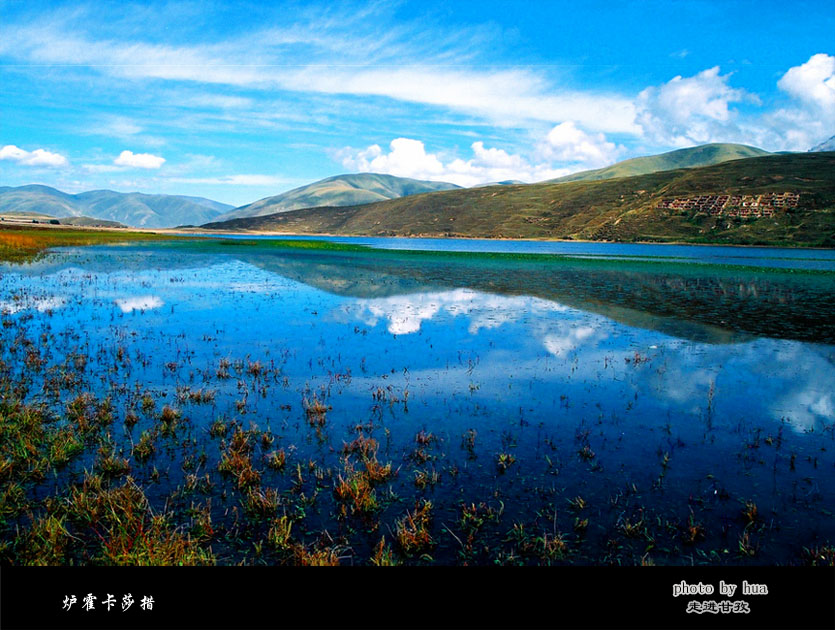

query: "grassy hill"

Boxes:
[547, 143, 771, 184]
[214, 173, 460, 221]
[0, 185, 233, 228]
[0, 210, 126, 228]
[203, 152, 835, 247]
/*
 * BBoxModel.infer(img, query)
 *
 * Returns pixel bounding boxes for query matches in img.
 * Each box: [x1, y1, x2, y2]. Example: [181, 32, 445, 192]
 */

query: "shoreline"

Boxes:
[175, 226, 835, 252]
[3, 220, 835, 252]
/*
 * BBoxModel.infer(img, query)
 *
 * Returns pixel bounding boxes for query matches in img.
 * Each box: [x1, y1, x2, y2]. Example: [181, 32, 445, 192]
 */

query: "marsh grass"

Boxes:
[0, 225, 177, 263]
[370, 536, 400, 566]
[395, 500, 434, 555]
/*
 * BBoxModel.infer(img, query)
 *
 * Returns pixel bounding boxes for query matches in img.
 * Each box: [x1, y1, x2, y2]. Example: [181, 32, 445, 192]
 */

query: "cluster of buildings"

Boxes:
[656, 192, 800, 218]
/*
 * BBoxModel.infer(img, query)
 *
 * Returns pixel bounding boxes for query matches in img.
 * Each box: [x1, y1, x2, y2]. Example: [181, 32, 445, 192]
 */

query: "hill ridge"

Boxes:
[202, 152, 835, 248]
[546, 143, 771, 184]
[215, 172, 461, 222]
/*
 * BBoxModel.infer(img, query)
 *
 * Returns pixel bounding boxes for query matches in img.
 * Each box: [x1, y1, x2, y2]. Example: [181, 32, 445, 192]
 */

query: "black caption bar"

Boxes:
[2, 565, 833, 630]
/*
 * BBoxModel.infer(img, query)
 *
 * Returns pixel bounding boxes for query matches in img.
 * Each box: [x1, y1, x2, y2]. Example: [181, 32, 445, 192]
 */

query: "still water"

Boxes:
[2, 237, 833, 564]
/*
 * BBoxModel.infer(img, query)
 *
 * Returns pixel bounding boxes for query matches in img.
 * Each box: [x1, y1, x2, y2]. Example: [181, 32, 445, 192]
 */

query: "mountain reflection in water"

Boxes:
[13, 240, 835, 344]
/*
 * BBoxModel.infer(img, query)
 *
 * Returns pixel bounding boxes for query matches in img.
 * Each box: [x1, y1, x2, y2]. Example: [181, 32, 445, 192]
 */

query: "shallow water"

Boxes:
[2, 237, 834, 564]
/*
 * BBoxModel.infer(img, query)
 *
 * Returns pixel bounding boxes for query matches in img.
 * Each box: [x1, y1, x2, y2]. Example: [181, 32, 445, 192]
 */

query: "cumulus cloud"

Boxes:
[538, 122, 624, 168]
[542, 325, 598, 356]
[768, 53, 835, 149]
[114, 296, 164, 313]
[347, 289, 571, 336]
[632, 54, 835, 152]
[635, 67, 751, 146]
[339, 125, 623, 187]
[778, 53, 835, 112]
[339, 137, 553, 186]
[114, 150, 165, 169]
[341, 138, 445, 181]
[0, 144, 69, 167]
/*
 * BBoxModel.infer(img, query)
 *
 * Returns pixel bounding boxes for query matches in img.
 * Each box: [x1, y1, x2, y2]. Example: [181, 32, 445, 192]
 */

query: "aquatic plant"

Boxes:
[395, 500, 434, 555]
[266, 448, 287, 471]
[370, 536, 400, 566]
[243, 487, 281, 518]
[496, 452, 516, 473]
[267, 515, 294, 552]
[801, 544, 835, 566]
[334, 460, 378, 515]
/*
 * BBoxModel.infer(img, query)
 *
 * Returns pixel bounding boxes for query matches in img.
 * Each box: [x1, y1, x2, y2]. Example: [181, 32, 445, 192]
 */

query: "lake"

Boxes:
[1, 236, 833, 565]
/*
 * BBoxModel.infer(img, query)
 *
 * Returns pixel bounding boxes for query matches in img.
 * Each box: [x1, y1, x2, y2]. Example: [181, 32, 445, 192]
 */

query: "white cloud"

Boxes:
[339, 124, 623, 187]
[86, 115, 143, 138]
[114, 296, 164, 313]
[114, 150, 165, 169]
[0, 295, 67, 314]
[542, 325, 598, 356]
[285, 67, 639, 133]
[181, 94, 255, 109]
[346, 289, 571, 336]
[767, 53, 835, 150]
[538, 122, 624, 168]
[82, 164, 123, 173]
[0, 19, 638, 133]
[778, 53, 835, 112]
[635, 67, 751, 146]
[0, 144, 69, 167]
[169, 174, 287, 186]
[341, 138, 446, 180]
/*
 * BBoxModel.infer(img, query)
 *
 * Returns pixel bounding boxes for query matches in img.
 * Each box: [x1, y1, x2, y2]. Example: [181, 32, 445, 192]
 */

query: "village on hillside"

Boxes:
[657, 192, 800, 218]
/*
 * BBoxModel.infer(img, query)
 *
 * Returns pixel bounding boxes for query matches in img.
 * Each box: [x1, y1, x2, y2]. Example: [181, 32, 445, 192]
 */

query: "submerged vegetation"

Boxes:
[0, 235, 833, 566]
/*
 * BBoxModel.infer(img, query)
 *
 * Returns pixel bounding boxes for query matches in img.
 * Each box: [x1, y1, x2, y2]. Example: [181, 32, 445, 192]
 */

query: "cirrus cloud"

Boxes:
[169, 174, 288, 186]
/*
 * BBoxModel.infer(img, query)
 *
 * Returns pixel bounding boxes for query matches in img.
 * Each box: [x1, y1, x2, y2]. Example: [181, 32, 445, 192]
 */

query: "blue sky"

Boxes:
[1, 0, 833, 206]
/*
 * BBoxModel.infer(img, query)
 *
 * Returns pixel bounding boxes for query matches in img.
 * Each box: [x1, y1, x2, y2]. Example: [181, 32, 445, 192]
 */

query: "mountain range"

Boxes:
[203, 151, 835, 248]
[0, 185, 232, 228]
[2, 142, 832, 232]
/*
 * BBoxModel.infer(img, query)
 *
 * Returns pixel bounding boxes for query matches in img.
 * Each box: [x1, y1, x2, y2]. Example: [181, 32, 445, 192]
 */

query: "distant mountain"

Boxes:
[809, 135, 835, 152]
[473, 180, 527, 187]
[546, 143, 771, 184]
[214, 173, 460, 222]
[170, 195, 234, 214]
[0, 185, 233, 228]
[203, 152, 835, 248]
